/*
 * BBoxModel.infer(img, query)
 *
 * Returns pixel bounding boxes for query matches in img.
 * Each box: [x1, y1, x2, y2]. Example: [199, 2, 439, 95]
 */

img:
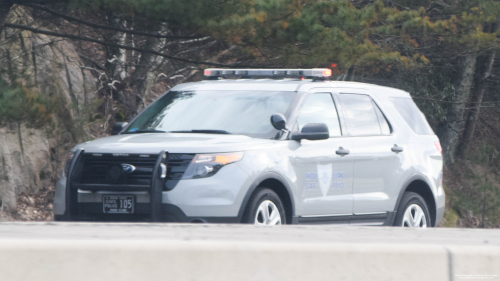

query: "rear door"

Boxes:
[337, 90, 408, 217]
[292, 92, 354, 218]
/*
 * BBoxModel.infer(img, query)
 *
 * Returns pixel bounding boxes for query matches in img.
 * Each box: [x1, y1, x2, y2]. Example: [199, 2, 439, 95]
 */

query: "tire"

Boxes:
[393, 192, 431, 228]
[54, 215, 66, 221]
[242, 188, 286, 225]
[54, 213, 71, 221]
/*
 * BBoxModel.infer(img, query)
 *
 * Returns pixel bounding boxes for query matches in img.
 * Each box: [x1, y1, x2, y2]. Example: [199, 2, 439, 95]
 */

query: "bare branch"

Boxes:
[4, 23, 239, 67]
[24, 4, 202, 40]
[67, 57, 104, 76]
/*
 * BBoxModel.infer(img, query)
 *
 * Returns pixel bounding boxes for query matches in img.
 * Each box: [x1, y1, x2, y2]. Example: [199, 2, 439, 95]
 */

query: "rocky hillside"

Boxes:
[0, 8, 96, 218]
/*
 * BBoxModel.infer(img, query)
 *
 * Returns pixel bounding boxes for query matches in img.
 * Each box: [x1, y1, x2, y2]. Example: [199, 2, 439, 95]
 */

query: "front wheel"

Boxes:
[393, 192, 431, 228]
[242, 188, 286, 226]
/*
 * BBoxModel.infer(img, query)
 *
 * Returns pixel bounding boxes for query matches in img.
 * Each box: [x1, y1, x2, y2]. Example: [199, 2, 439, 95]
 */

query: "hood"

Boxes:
[73, 133, 278, 154]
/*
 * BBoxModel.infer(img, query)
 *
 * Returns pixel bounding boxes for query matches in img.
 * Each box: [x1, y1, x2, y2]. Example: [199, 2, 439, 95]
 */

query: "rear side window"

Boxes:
[340, 94, 382, 136]
[297, 93, 342, 137]
[391, 98, 434, 135]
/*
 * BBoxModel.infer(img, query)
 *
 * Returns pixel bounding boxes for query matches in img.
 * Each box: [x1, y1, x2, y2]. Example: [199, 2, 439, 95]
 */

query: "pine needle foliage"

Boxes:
[0, 78, 54, 128]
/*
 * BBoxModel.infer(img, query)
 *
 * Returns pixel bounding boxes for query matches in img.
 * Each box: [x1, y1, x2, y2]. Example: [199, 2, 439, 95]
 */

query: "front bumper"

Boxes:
[55, 203, 241, 223]
[53, 159, 251, 222]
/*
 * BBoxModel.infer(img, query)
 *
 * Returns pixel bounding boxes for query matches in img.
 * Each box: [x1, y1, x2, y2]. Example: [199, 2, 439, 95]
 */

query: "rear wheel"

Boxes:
[394, 192, 431, 228]
[242, 188, 286, 226]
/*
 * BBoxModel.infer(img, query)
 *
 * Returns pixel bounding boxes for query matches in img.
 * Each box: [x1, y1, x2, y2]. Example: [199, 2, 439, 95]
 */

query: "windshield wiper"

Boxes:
[124, 129, 166, 134]
[169, 130, 232, 134]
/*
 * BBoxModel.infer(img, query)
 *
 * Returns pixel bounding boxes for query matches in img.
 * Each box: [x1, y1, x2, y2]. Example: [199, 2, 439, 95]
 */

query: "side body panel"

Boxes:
[374, 93, 444, 226]
[407, 134, 445, 225]
[334, 88, 414, 214]
[233, 143, 300, 217]
[350, 135, 409, 214]
[291, 138, 354, 216]
[286, 90, 355, 217]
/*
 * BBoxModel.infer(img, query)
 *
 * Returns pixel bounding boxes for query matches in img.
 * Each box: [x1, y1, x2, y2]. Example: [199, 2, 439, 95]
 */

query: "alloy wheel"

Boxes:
[254, 200, 282, 226]
[402, 204, 427, 228]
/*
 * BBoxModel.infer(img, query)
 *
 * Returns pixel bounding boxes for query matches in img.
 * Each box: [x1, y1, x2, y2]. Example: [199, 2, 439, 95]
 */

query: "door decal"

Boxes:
[305, 182, 317, 189]
[317, 163, 332, 197]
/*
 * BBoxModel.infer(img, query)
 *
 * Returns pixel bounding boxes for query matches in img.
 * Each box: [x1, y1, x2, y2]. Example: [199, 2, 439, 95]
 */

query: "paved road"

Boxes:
[0, 222, 498, 246]
[0, 223, 499, 281]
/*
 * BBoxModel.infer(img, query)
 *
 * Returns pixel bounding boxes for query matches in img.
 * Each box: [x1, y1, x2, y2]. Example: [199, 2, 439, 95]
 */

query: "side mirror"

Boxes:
[270, 113, 287, 131]
[111, 122, 128, 135]
[291, 123, 329, 141]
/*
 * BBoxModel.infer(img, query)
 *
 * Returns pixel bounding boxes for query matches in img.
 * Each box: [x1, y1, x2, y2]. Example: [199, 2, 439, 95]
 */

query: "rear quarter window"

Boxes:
[391, 98, 434, 135]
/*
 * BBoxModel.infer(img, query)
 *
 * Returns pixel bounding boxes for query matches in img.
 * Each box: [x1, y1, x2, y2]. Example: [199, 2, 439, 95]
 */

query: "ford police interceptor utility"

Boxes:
[53, 68, 445, 227]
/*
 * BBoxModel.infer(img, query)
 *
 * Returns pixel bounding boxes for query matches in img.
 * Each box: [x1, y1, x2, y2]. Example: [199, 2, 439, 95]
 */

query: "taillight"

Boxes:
[434, 142, 442, 154]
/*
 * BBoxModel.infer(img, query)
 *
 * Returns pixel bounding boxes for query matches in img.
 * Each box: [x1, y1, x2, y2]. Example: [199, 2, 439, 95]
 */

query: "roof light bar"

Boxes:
[204, 68, 332, 79]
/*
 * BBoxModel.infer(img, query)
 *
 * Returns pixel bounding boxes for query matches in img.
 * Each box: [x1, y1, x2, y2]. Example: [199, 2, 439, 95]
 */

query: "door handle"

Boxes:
[336, 147, 350, 156]
[391, 144, 404, 153]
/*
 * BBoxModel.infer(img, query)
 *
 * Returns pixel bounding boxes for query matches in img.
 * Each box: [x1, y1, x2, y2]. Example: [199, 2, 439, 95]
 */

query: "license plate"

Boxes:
[103, 195, 134, 214]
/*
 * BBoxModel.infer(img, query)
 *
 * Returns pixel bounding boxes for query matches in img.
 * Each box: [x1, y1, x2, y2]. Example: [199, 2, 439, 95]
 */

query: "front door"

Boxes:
[291, 92, 354, 217]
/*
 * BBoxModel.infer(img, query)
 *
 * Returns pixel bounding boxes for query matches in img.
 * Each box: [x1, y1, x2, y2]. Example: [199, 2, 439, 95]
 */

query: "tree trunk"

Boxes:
[0, 3, 12, 38]
[123, 19, 134, 78]
[129, 26, 159, 113]
[458, 49, 496, 159]
[441, 52, 477, 167]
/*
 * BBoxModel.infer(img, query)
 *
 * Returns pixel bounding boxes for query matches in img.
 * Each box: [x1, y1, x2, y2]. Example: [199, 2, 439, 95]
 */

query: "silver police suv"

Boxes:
[54, 68, 445, 227]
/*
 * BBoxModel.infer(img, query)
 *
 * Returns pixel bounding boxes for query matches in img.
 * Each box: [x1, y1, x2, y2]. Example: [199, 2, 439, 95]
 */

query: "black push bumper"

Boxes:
[55, 203, 240, 223]
[62, 149, 240, 223]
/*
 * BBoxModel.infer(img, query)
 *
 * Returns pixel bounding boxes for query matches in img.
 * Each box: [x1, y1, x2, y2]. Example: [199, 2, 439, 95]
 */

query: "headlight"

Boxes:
[182, 152, 244, 179]
[64, 152, 75, 176]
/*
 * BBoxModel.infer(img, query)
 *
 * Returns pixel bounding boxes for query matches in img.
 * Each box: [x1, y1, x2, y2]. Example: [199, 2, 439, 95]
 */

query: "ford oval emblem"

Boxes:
[121, 164, 136, 174]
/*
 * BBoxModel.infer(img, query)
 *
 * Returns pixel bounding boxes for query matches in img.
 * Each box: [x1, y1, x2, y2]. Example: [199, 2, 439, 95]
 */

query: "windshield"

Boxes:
[125, 90, 295, 139]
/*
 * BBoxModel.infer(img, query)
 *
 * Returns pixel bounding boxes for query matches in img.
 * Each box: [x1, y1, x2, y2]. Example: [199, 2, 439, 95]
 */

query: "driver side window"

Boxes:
[297, 93, 342, 137]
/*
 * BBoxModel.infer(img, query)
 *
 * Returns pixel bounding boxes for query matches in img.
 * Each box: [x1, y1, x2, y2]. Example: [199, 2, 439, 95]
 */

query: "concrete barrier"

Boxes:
[0, 223, 498, 281]
[448, 246, 500, 280]
[0, 239, 499, 281]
